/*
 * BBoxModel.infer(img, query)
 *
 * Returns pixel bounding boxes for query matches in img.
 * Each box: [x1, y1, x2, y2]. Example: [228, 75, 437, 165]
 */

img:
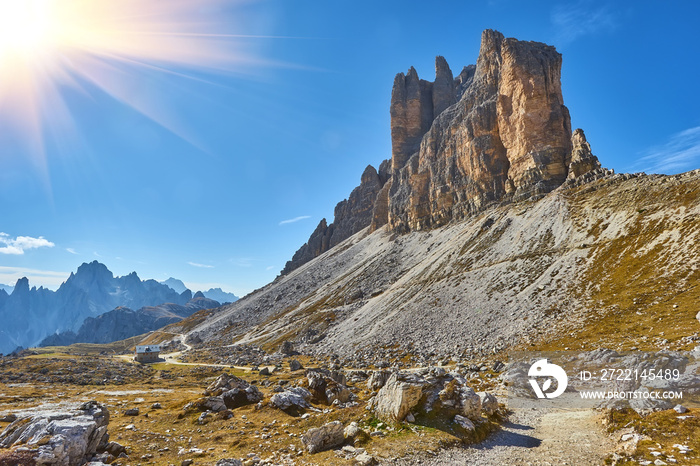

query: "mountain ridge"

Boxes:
[282, 29, 604, 275]
[178, 30, 699, 365]
[0, 261, 189, 354]
[40, 295, 221, 347]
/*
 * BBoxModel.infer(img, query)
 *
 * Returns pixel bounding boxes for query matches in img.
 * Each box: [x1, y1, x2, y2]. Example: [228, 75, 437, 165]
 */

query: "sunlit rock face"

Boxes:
[285, 29, 603, 271]
[387, 29, 574, 232]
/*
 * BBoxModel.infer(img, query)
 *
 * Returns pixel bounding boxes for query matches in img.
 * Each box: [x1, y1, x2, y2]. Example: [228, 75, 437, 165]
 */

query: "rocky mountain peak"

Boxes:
[568, 128, 602, 179]
[12, 277, 30, 295]
[283, 29, 605, 273]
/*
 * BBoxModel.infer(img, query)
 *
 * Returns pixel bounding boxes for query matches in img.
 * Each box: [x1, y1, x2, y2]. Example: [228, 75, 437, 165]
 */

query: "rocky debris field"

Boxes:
[0, 355, 154, 386]
[0, 351, 507, 466]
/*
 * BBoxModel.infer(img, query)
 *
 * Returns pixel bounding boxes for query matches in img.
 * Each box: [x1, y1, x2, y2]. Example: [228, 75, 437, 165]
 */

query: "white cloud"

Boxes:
[551, 1, 616, 46]
[66, 248, 79, 255]
[188, 261, 214, 269]
[266, 265, 275, 271]
[279, 215, 311, 225]
[635, 126, 700, 174]
[0, 233, 55, 255]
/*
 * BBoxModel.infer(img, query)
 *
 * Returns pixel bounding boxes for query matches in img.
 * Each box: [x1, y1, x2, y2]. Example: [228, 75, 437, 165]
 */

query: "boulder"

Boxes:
[370, 370, 491, 424]
[370, 372, 424, 422]
[306, 371, 328, 403]
[354, 452, 377, 466]
[205, 373, 262, 409]
[0, 401, 110, 466]
[301, 421, 345, 453]
[454, 414, 475, 432]
[289, 359, 303, 371]
[269, 387, 312, 412]
[367, 370, 391, 391]
[478, 392, 498, 416]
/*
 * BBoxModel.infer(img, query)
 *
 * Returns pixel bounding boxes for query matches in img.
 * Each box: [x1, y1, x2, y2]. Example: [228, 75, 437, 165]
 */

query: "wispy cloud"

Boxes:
[66, 248, 79, 255]
[231, 258, 254, 268]
[0, 233, 55, 255]
[266, 265, 275, 271]
[0, 266, 69, 289]
[188, 261, 214, 269]
[279, 215, 311, 226]
[635, 126, 700, 174]
[551, 1, 616, 46]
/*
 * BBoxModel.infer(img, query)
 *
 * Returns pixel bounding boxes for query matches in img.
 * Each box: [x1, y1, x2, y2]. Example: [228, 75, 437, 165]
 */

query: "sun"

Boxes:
[0, 0, 267, 180]
[0, 0, 58, 62]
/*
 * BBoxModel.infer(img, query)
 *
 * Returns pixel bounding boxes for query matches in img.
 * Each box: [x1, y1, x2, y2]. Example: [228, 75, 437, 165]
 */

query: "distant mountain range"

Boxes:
[0, 261, 234, 354]
[161, 277, 238, 303]
[40, 292, 220, 347]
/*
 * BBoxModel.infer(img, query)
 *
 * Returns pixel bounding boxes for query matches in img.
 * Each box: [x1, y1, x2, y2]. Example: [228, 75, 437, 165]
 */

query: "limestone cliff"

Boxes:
[386, 29, 577, 232]
[284, 29, 604, 272]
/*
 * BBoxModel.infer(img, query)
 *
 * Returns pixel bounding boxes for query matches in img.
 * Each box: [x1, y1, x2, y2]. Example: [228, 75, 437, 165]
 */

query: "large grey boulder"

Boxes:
[301, 421, 345, 453]
[0, 401, 110, 466]
[269, 387, 312, 411]
[369, 370, 491, 424]
[205, 373, 263, 409]
[369, 372, 424, 422]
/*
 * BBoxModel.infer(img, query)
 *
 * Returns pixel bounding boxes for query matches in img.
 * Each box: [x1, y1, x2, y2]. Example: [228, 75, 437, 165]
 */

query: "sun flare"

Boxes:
[0, 0, 55, 60]
[0, 0, 263, 176]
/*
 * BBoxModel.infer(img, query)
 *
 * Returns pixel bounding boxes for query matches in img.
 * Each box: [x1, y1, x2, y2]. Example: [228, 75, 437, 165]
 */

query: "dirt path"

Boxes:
[117, 333, 249, 371]
[390, 407, 614, 465]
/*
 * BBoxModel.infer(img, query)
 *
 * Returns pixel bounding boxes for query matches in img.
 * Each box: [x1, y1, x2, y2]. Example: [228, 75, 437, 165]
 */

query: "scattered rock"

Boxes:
[674, 404, 688, 414]
[0, 414, 16, 423]
[104, 441, 127, 457]
[354, 451, 377, 466]
[123, 408, 139, 416]
[216, 458, 243, 465]
[343, 422, 360, 440]
[280, 341, 295, 355]
[151, 403, 162, 409]
[301, 421, 345, 453]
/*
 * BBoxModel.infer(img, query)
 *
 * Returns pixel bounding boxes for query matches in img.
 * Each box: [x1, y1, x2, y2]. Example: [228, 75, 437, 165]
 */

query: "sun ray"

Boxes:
[0, 0, 280, 188]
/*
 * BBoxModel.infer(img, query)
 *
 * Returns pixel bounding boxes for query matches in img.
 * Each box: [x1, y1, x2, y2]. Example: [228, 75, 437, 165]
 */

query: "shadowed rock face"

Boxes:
[283, 29, 602, 272]
[282, 163, 390, 274]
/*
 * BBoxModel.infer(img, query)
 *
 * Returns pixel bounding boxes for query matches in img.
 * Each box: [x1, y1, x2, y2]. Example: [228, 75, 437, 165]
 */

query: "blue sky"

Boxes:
[1, 0, 699, 296]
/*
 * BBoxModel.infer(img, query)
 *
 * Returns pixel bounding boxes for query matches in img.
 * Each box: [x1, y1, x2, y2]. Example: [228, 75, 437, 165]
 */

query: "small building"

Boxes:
[134, 345, 161, 363]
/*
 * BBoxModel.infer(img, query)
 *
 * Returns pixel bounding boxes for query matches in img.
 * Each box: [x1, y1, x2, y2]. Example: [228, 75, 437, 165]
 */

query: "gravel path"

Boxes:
[386, 407, 614, 465]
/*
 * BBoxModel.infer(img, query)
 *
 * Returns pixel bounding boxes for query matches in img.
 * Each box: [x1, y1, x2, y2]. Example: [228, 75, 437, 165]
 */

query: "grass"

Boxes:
[530, 174, 700, 353]
[0, 352, 503, 466]
[605, 407, 700, 465]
